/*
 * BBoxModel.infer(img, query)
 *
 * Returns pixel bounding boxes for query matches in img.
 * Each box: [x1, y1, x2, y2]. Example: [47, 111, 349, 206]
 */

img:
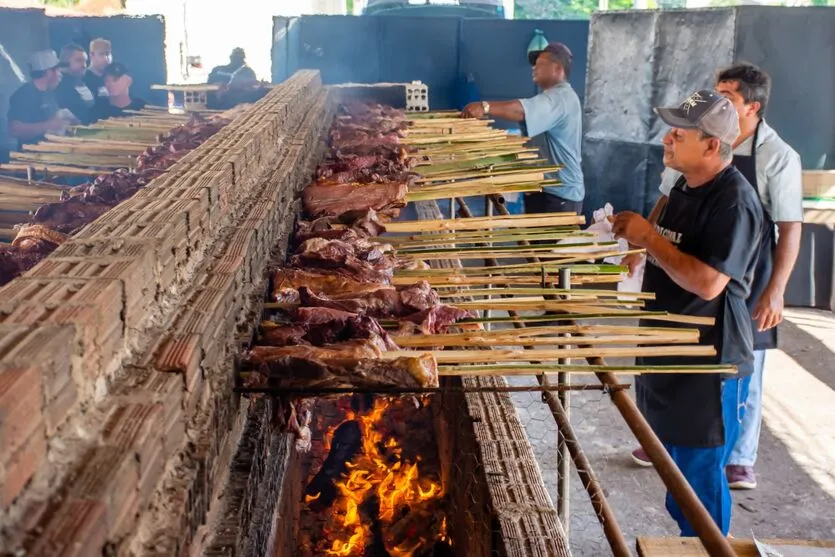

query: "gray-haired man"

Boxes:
[612, 89, 764, 536]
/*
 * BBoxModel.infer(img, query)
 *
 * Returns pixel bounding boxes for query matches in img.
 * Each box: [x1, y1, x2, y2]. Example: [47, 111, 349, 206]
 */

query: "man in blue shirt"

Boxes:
[461, 42, 584, 214]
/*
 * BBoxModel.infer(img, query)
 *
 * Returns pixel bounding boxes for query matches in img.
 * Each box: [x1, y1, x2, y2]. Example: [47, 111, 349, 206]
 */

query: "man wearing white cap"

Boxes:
[611, 90, 764, 536]
[7, 50, 75, 149]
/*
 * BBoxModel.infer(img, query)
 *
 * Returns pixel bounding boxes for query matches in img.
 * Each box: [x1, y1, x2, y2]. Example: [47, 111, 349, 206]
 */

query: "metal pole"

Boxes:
[543, 386, 632, 557]
[556, 267, 571, 532]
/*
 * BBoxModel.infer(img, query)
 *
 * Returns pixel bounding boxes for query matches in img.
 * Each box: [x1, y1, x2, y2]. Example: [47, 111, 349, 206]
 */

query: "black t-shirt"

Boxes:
[83, 70, 109, 100]
[7, 82, 60, 148]
[91, 97, 147, 121]
[55, 76, 96, 125]
[636, 165, 764, 448]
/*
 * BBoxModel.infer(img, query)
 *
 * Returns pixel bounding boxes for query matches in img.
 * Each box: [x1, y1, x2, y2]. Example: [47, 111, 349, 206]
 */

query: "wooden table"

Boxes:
[637, 537, 835, 556]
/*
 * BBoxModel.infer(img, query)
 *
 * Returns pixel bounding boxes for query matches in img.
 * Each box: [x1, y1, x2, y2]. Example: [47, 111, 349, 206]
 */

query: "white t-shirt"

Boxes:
[658, 119, 803, 222]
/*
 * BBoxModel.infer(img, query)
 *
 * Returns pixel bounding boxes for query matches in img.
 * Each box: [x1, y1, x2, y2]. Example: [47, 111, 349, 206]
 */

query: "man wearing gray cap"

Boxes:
[612, 90, 764, 536]
[7, 50, 75, 149]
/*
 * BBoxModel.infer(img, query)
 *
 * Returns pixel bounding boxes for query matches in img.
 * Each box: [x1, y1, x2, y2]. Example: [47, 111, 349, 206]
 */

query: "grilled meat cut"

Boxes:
[297, 281, 439, 318]
[261, 308, 399, 350]
[272, 268, 389, 303]
[301, 182, 408, 219]
[244, 344, 438, 389]
[294, 210, 387, 245]
[289, 237, 395, 283]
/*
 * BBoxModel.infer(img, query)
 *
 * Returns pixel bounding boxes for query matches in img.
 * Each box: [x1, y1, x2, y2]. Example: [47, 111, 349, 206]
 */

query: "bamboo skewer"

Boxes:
[395, 333, 692, 348]
[436, 287, 655, 300]
[436, 364, 735, 376]
[382, 226, 592, 244]
[381, 213, 585, 232]
[404, 182, 545, 202]
[383, 345, 717, 364]
[396, 323, 696, 339]
[392, 274, 623, 287]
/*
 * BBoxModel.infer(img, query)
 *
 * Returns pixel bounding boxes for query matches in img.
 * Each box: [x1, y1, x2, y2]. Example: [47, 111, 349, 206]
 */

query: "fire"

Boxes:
[314, 397, 448, 556]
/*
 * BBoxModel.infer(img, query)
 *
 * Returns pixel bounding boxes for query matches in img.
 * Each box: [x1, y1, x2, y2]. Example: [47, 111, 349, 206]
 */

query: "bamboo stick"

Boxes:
[396, 241, 617, 257]
[451, 299, 644, 311]
[395, 333, 691, 348]
[411, 176, 557, 192]
[396, 261, 625, 276]
[405, 182, 544, 202]
[0, 163, 101, 177]
[395, 323, 697, 339]
[382, 213, 585, 232]
[384, 345, 716, 363]
[396, 263, 624, 277]
[436, 287, 655, 300]
[382, 230, 592, 249]
[437, 363, 735, 376]
[416, 165, 561, 184]
[379, 310, 712, 326]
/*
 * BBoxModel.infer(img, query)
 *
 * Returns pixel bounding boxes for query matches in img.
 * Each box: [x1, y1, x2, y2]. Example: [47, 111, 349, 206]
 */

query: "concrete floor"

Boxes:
[507, 307, 835, 556]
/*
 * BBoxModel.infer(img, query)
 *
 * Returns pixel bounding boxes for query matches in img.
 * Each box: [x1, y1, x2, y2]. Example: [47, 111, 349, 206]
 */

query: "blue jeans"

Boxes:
[664, 377, 747, 536]
[729, 349, 765, 467]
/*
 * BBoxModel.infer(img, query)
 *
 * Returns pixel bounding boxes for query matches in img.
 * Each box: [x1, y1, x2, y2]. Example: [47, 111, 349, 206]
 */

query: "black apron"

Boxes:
[733, 122, 778, 350]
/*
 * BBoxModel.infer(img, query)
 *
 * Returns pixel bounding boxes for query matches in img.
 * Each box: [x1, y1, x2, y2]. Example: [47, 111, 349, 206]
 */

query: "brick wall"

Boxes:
[0, 70, 332, 556]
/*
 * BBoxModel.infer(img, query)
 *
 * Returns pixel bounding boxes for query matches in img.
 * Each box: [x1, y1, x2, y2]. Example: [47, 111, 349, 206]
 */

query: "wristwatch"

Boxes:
[481, 101, 490, 115]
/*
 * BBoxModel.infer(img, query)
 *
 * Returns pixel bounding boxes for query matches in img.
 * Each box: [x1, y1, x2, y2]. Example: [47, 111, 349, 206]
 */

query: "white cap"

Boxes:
[30, 50, 62, 72]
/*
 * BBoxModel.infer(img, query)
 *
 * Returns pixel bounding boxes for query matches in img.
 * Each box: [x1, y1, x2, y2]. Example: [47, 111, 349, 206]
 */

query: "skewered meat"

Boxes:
[261, 309, 399, 350]
[0, 246, 47, 285]
[244, 344, 438, 389]
[273, 268, 388, 303]
[0, 114, 231, 287]
[296, 281, 439, 318]
[294, 215, 386, 246]
[289, 237, 395, 283]
[31, 198, 113, 235]
[395, 305, 475, 335]
[301, 182, 408, 219]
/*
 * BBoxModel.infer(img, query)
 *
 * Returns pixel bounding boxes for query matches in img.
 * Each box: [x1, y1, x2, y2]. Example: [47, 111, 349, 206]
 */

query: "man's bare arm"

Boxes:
[461, 100, 525, 122]
[485, 100, 525, 123]
[644, 233, 731, 300]
[753, 221, 802, 330]
[769, 222, 802, 293]
[9, 119, 55, 139]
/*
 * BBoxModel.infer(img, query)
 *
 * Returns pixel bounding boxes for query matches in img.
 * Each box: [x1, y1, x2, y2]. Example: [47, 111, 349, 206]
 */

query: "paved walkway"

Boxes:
[509, 308, 835, 556]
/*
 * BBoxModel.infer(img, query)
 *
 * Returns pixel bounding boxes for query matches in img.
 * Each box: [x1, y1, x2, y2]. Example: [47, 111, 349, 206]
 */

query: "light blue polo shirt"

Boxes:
[519, 81, 584, 202]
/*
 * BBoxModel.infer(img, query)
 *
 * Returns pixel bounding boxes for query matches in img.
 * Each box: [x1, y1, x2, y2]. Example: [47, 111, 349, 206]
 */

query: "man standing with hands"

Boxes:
[630, 65, 803, 491]
[613, 89, 763, 536]
[7, 50, 75, 149]
[460, 42, 584, 214]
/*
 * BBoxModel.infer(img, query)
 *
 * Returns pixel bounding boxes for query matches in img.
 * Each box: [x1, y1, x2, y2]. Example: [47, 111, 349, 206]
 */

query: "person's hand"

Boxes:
[461, 102, 485, 119]
[611, 211, 656, 248]
[752, 284, 784, 331]
[45, 114, 70, 133]
[620, 252, 646, 277]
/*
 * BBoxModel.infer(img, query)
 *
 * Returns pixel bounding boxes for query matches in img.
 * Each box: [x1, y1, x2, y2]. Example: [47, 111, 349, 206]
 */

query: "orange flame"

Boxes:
[314, 397, 448, 556]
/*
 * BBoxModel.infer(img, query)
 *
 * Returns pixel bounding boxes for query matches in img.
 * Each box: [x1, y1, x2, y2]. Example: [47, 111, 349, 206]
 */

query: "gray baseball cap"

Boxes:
[655, 89, 740, 145]
[30, 50, 64, 72]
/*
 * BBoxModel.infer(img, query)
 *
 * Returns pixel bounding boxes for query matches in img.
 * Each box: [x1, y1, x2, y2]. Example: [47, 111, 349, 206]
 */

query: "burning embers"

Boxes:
[297, 396, 452, 557]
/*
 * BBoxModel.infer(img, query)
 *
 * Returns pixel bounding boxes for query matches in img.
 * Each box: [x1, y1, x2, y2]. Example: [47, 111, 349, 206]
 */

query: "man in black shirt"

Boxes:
[56, 43, 96, 125]
[91, 63, 147, 120]
[7, 50, 75, 149]
[84, 38, 112, 101]
[612, 90, 764, 536]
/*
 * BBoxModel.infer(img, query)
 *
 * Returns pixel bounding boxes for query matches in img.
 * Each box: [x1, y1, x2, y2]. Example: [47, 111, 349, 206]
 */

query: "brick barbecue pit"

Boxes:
[0, 71, 571, 557]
